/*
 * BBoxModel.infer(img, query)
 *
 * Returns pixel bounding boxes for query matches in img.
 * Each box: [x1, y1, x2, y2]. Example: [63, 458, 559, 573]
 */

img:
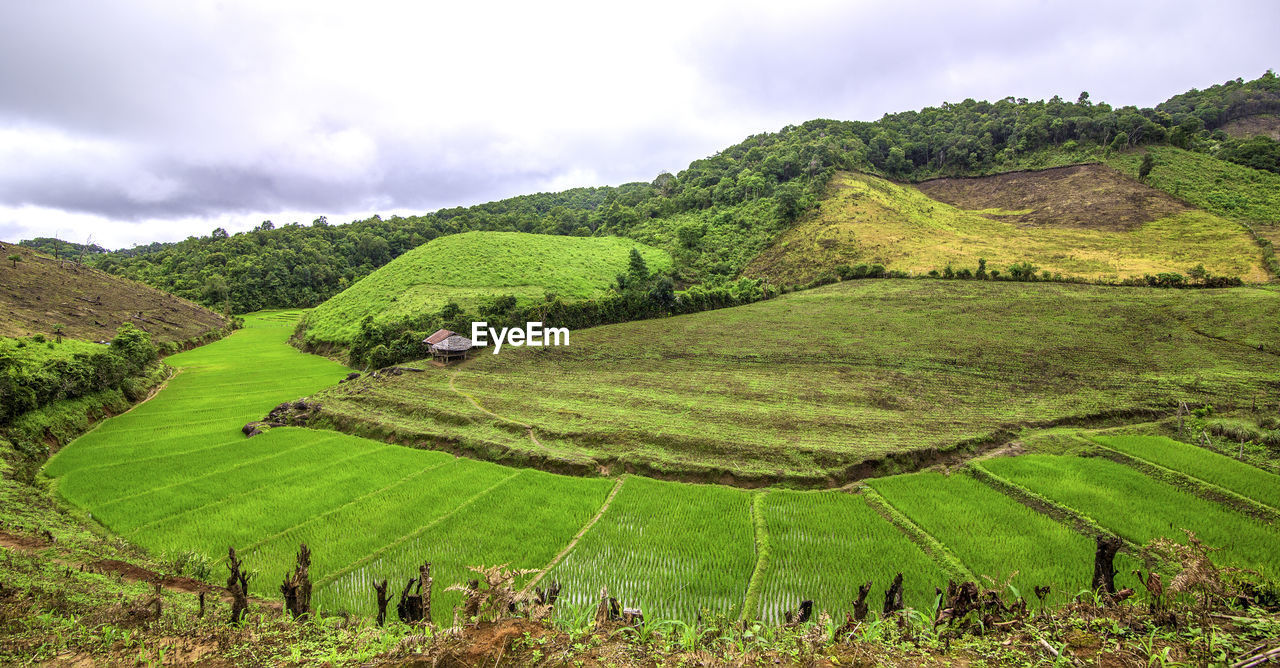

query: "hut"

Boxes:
[430, 334, 474, 362]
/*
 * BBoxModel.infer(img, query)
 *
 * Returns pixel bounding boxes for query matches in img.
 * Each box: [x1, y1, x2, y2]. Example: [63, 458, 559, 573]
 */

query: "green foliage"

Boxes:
[0, 333, 156, 424]
[16, 237, 105, 260]
[6, 253, 20, 268]
[1139, 152, 1155, 181]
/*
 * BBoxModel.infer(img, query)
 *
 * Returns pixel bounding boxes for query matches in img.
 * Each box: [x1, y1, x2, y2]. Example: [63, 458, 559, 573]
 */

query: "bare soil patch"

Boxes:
[1221, 114, 1280, 140]
[0, 241, 225, 342]
[916, 163, 1190, 230]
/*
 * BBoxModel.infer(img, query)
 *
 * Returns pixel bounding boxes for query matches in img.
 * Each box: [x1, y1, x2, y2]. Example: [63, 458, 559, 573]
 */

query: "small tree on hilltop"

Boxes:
[6, 253, 20, 268]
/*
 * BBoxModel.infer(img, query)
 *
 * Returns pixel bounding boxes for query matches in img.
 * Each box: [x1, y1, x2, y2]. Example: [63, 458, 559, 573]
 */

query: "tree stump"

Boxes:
[784, 599, 813, 625]
[883, 573, 904, 616]
[853, 581, 872, 621]
[593, 587, 620, 625]
[462, 578, 482, 621]
[279, 543, 312, 620]
[395, 561, 433, 624]
[374, 580, 389, 627]
[226, 547, 250, 625]
[535, 581, 561, 607]
[1092, 536, 1121, 594]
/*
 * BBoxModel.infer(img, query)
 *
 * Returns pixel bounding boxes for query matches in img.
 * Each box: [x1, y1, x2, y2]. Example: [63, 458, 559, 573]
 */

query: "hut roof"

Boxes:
[423, 328, 455, 345]
[432, 334, 473, 352]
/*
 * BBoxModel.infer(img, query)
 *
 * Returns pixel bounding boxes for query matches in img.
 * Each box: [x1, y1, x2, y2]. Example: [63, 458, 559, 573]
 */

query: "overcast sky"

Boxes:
[0, 1, 1275, 249]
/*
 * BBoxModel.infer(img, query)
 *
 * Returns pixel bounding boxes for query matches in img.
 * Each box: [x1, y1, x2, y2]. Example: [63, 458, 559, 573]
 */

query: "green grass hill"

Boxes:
[302, 231, 671, 344]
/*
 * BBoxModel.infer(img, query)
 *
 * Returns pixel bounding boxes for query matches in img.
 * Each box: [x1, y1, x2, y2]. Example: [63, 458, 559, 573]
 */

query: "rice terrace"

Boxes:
[4, 54, 1280, 666]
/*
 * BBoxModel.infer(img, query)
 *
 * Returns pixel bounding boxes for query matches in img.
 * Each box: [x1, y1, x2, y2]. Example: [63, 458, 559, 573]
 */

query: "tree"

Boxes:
[885, 146, 909, 175]
[1138, 153, 1155, 181]
[6, 253, 20, 268]
[626, 248, 650, 285]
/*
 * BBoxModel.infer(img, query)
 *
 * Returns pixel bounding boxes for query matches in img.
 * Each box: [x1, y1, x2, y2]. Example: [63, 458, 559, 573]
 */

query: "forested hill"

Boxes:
[61, 71, 1280, 312]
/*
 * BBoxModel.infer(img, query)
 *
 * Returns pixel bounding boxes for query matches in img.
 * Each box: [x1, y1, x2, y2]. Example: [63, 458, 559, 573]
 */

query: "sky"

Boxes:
[0, 1, 1275, 249]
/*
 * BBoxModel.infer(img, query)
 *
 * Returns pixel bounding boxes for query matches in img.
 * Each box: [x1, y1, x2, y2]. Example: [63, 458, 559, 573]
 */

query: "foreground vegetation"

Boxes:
[310, 279, 1280, 482]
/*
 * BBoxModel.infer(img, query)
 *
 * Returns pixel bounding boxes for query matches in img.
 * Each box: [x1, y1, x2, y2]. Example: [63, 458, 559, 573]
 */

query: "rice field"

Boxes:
[984, 455, 1280, 581]
[43, 312, 618, 622]
[868, 472, 1100, 603]
[310, 280, 1280, 482]
[1092, 434, 1280, 510]
[548, 476, 757, 622]
[753, 490, 947, 623]
[40, 308, 1280, 625]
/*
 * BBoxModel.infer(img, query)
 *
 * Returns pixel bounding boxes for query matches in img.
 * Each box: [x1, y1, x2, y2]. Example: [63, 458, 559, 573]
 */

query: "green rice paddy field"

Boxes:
[43, 305, 1280, 623]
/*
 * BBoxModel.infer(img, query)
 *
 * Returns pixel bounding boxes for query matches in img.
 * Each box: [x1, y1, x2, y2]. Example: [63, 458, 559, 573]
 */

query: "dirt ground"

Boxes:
[0, 241, 225, 342]
[1221, 114, 1280, 140]
[916, 163, 1190, 231]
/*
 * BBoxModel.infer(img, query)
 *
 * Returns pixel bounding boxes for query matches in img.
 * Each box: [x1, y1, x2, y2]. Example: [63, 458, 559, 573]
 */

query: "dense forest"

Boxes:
[43, 71, 1280, 312]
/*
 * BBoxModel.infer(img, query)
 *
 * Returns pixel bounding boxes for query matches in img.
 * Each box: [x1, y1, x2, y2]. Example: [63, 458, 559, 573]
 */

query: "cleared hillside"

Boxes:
[302, 232, 672, 344]
[742, 169, 1265, 286]
[0, 241, 226, 343]
[306, 280, 1280, 484]
[1222, 114, 1280, 140]
[915, 164, 1190, 230]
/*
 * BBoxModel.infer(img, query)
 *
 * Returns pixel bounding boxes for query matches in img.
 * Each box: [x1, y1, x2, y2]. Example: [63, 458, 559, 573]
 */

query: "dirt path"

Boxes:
[448, 372, 551, 455]
[522, 477, 625, 594]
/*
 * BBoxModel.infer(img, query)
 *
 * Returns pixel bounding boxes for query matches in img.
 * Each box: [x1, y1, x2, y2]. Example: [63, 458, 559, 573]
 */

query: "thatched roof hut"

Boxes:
[430, 334, 473, 361]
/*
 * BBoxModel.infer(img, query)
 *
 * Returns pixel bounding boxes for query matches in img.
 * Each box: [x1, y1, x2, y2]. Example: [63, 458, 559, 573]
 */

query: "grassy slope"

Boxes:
[309, 280, 1280, 482]
[303, 232, 672, 344]
[742, 170, 1265, 286]
[0, 337, 105, 367]
[0, 241, 226, 343]
[1107, 146, 1280, 246]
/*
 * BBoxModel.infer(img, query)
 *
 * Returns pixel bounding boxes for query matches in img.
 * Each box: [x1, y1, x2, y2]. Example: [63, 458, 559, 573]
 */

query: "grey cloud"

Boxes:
[0, 1, 1276, 248]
